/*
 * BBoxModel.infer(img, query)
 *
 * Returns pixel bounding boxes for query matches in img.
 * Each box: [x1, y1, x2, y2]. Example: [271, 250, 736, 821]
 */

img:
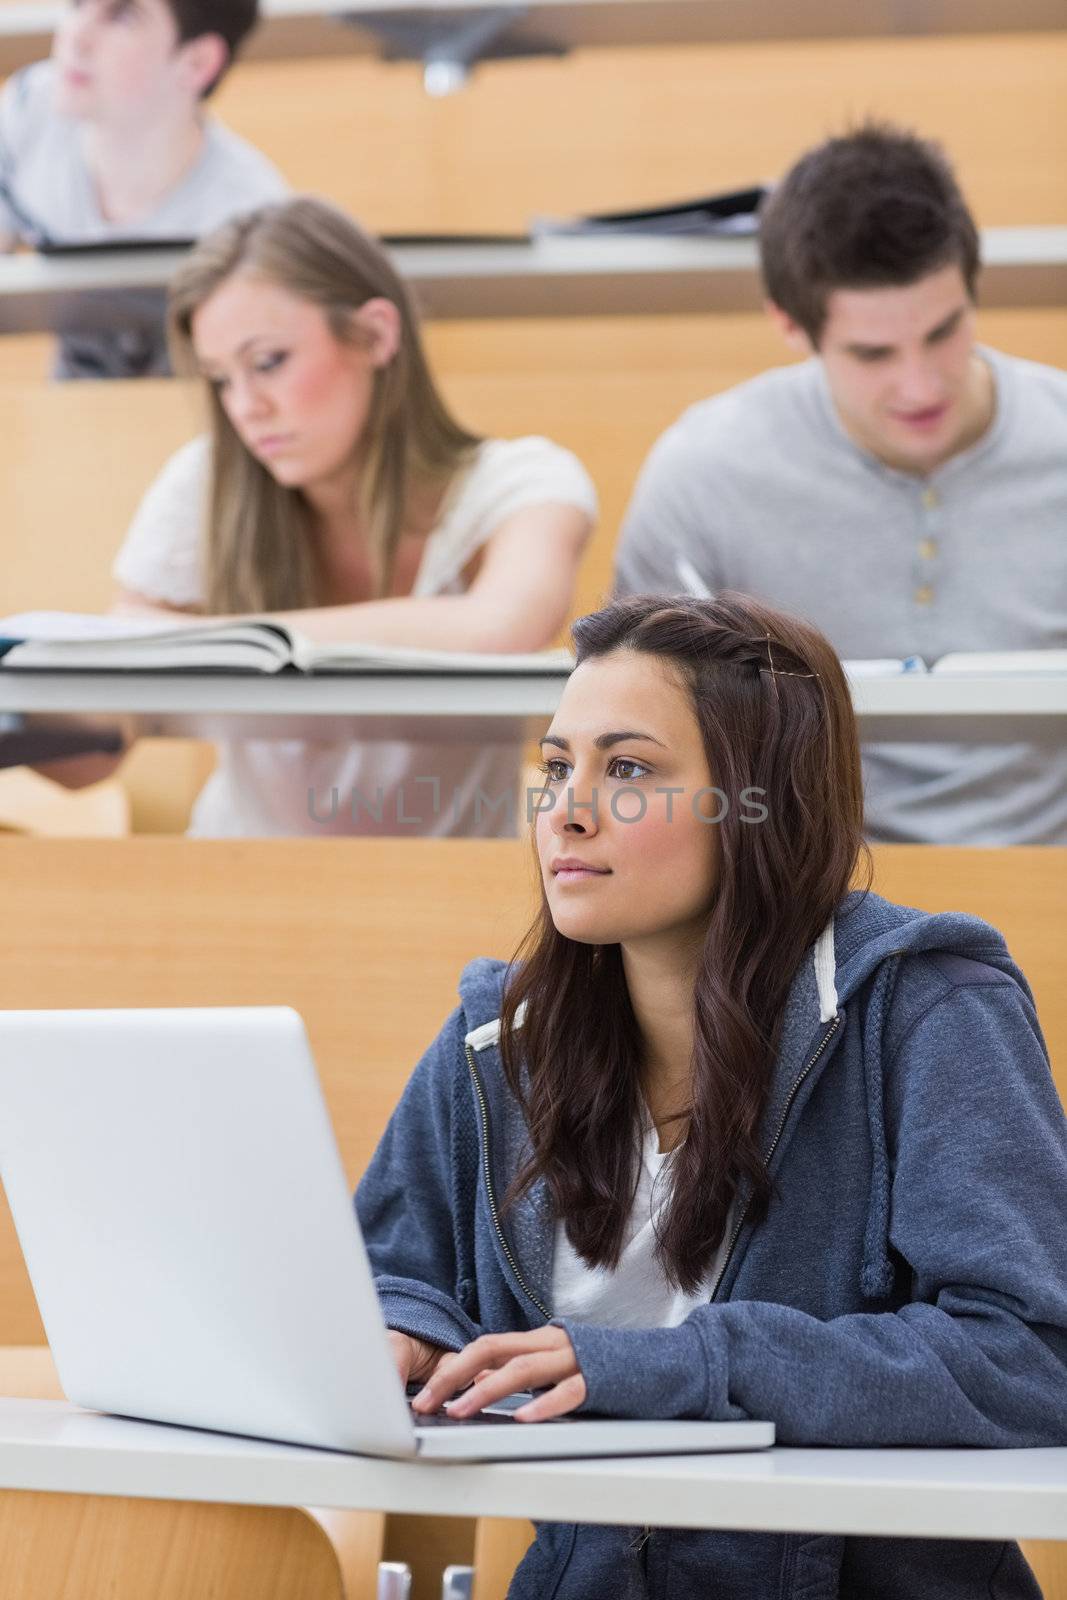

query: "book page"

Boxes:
[0, 611, 181, 641]
[291, 632, 574, 674]
[0, 613, 295, 673]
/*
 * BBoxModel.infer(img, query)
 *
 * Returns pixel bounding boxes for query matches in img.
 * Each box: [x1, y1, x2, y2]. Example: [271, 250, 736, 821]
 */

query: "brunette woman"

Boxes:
[358, 592, 1067, 1600]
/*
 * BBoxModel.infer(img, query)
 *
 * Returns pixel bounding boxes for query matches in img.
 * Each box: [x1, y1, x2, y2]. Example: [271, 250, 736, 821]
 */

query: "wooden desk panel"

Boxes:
[209, 35, 1067, 234]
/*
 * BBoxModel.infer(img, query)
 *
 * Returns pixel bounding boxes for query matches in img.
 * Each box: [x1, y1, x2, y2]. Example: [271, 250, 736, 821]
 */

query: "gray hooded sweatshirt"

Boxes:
[356, 889, 1067, 1599]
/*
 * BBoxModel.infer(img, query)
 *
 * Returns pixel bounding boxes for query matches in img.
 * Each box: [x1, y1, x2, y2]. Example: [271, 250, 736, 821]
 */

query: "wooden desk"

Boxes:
[0, 1399, 1063, 1541]
[2, 229, 1065, 334]
[0, 668, 1064, 740]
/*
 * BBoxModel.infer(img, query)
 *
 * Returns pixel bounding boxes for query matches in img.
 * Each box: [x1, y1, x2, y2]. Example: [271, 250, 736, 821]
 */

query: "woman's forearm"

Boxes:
[269, 592, 554, 653]
[112, 590, 557, 652]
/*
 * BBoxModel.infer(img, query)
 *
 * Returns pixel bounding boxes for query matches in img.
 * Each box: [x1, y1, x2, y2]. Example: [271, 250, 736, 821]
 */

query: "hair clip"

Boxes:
[761, 633, 818, 700]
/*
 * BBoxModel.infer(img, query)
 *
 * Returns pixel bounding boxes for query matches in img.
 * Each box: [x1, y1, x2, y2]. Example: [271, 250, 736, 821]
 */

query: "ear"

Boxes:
[765, 299, 814, 356]
[177, 33, 229, 99]
[351, 298, 402, 368]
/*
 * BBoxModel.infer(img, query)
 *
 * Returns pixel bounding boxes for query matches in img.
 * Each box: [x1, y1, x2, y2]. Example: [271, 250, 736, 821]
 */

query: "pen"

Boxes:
[675, 556, 712, 599]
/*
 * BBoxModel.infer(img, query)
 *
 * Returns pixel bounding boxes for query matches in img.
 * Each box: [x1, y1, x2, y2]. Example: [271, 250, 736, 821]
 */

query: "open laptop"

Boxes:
[0, 1007, 774, 1462]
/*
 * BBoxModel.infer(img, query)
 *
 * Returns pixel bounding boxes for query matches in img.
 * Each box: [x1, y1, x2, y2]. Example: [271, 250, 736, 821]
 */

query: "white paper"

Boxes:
[0, 611, 176, 641]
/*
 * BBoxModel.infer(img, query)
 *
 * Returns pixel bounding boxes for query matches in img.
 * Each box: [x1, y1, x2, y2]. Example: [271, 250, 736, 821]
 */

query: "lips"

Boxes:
[551, 858, 611, 876]
[893, 403, 949, 428]
[251, 435, 294, 456]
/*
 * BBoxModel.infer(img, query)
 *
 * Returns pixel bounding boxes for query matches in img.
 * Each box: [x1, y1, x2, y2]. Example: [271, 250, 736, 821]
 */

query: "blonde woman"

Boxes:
[106, 197, 597, 835]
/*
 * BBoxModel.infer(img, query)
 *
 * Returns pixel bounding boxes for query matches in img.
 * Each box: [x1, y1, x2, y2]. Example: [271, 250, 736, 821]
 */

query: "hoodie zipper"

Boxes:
[468, 1015, 840, 1570]
[708, 1013, 843, 1302]
[466, 1044, 553, 1321]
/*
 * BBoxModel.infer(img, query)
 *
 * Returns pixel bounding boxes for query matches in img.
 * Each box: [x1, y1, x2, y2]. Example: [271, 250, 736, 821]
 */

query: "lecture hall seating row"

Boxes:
[3, 298, 1067, 829]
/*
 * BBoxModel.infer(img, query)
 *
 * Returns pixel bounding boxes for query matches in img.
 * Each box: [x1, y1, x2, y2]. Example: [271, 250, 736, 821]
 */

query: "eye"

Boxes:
[253, 351, 289, 375]
[854, 349, 890, 365]
[538, 758, 570, 783]
[927, 320, 958, 345]
[608, 757, 650, 782]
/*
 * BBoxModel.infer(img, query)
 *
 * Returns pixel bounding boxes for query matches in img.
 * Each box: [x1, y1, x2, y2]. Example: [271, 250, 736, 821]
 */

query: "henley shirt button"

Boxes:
[919, 538, 937, 561]
[915, 585, 934, 605]
[921, 487, 939, 510]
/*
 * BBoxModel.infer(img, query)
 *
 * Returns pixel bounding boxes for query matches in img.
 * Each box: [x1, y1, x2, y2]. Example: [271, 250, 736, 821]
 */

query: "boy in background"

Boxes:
[0, 0, 287, 376]
[614, 124, 1067, 846]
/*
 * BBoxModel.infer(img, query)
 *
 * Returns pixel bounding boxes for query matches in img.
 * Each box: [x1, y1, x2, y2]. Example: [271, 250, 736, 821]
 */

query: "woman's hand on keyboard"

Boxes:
[411, 1327, 586, 1423]
[388, 1330, 449, 1389]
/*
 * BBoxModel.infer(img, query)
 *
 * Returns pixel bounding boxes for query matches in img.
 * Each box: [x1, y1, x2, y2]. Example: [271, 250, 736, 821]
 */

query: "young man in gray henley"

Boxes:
[614, 125, 1067, 845]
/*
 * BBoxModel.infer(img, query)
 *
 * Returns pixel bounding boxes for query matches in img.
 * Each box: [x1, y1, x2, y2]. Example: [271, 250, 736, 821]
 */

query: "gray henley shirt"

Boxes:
[614, 346, 1067, 845]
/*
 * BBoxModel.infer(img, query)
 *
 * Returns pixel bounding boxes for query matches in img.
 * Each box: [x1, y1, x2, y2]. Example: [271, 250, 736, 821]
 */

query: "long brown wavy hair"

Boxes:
[500, 592, 869, 1293]
[168, 197, 481, 614]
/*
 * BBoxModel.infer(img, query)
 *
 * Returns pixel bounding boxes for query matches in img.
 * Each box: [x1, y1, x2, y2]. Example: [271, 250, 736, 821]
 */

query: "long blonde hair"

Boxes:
[168, 197, 481, 613]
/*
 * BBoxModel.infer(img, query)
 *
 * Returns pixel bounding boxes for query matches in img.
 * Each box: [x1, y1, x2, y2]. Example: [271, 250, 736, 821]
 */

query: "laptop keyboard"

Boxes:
[409, 1389, 554, 1428]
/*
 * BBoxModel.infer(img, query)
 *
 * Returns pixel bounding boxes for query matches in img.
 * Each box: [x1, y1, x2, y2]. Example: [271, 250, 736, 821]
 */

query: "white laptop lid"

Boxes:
[0, 1007, 774, 1463]
[0, 1007, 417, 1456]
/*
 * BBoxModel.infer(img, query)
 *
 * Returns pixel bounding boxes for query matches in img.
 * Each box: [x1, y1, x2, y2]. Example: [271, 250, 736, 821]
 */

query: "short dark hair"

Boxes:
[758, 122, 981, 345]
[167, 0, 260, 94]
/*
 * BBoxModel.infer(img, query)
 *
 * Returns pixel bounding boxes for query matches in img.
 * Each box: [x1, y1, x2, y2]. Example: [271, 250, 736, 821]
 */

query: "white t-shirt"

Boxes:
[0, 61, 288, 375]
[114, 434, 598, 838]
[552, 1118, 730, 1329]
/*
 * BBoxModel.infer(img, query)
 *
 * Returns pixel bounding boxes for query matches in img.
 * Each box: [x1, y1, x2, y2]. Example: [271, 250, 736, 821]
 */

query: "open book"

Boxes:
[0, 613, 575, 676]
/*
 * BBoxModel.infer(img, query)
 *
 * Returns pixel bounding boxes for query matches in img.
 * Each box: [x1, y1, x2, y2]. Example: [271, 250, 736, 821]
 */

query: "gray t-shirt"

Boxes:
[615, 347, 1067, 845]
[0, 61, 288, 377]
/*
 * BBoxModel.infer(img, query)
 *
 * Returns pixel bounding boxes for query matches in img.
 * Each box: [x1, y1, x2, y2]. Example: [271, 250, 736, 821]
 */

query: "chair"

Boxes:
[0, 769, 129, 836]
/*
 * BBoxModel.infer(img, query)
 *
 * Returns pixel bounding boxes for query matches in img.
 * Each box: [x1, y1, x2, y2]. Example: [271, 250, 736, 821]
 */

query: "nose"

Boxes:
[60, 2, 98, 55]
[222, 372, 271, 432]
[548, 771, 601, 838]
[894, 349, 947, 412]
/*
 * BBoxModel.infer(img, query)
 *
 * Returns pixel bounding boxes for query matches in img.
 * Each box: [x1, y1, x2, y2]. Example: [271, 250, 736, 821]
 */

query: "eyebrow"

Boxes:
[540, 730, 667, 752]
[844, 340, 894, 359]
